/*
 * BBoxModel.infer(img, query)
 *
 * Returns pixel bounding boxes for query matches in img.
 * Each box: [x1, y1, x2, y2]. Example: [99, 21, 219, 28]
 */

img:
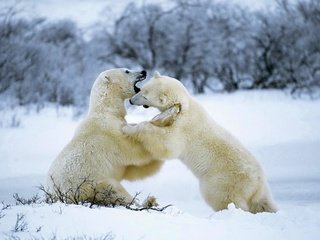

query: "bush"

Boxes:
[0, 0, 319, 112]
[39, 177, 171, 211]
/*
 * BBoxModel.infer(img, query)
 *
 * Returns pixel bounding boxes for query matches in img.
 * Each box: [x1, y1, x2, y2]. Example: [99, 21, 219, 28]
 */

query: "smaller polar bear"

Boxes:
[123, 71, 278, 213]
[47, 69, 163, 204]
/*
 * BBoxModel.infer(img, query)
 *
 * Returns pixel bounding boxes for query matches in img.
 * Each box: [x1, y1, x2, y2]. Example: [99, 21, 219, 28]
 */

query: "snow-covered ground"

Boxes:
[0, 91, 320, 239]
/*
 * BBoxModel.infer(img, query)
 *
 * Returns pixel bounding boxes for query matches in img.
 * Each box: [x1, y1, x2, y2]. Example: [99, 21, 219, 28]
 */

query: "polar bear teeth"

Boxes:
[136, 75, 146, 81]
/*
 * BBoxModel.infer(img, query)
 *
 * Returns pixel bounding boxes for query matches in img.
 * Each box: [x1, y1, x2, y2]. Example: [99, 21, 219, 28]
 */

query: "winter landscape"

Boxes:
[1, 0, 320, 239]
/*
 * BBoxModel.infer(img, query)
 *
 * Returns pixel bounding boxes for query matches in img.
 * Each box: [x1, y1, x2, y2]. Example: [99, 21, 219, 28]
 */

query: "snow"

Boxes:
[1, 91, 320, 239]
[1, 203, 319, 239]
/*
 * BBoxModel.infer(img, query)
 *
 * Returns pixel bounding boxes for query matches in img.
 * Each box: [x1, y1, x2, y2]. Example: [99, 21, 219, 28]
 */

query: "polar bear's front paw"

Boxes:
[142, 195, 159, 208]
[151, 104, 180, 127]
[122, 124, 138, 136]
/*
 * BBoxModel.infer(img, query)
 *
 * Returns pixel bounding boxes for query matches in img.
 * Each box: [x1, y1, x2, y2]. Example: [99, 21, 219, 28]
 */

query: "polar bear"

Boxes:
[123, 71, 278, 213]
[47, 68, 163, 204]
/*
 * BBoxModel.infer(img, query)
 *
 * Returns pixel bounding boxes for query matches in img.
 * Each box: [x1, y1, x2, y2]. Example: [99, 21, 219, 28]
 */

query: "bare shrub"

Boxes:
[13, 193, 41, 205]
[0, 202, 10, 219]
[12, 213, 28, 232]
[5, 232, 115, 240]
[39, 177, 171, 212]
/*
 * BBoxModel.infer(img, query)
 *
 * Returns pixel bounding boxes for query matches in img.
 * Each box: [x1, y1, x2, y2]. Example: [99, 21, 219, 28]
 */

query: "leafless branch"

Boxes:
[12, 213, 28, 232]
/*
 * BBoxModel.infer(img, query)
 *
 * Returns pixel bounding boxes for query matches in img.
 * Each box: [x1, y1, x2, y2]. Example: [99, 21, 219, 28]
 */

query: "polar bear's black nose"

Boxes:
[140, 70, 147, 78]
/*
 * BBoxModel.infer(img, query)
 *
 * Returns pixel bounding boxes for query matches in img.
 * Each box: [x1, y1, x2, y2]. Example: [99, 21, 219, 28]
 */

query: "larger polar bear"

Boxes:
[123, 71, 278, 213]
[47, 68, 163, 204]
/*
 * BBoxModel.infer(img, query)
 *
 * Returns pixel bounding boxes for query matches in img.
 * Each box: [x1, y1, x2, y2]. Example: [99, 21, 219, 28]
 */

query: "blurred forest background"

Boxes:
[0, 0, 319, 114]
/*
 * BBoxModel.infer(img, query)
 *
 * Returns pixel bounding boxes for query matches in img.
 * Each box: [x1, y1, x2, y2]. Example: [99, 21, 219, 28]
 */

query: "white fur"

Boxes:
[47, 68, 162, 204]
[124, 72, 278, 213]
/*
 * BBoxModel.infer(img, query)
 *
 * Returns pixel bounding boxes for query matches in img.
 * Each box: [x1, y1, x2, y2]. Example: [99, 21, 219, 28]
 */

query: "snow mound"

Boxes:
[1, 202, 319, 240]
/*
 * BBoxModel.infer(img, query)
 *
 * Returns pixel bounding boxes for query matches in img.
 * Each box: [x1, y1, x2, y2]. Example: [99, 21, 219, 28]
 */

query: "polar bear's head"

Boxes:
[91, 68, 147, 101]
[129, 71, 189, 112]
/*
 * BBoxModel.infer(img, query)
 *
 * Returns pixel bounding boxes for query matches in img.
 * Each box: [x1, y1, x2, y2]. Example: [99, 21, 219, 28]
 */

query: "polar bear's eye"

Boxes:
[125, 70, 130, 74]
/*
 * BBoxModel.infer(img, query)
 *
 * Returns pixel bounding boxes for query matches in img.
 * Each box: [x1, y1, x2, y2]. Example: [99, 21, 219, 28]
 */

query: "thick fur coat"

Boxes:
[123, 72, 278, 213]
[47, 69, 162, 204]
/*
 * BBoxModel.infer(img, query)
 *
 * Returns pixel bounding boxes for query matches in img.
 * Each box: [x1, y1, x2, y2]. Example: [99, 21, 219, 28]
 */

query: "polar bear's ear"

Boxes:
[153, 71, 161, 78]
[159, 93, 168, 104]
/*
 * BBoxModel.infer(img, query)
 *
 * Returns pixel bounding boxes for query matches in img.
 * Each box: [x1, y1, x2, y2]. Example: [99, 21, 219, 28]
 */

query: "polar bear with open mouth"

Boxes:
[47, 68, 163, 204]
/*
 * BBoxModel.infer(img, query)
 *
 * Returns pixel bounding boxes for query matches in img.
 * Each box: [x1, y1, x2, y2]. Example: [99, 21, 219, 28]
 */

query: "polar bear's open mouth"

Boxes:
[134, 70, 147, 93]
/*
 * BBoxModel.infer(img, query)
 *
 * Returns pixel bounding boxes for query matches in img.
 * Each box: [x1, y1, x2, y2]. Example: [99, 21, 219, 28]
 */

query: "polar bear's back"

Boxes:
[47, 130, 119, 192]
[179, 98, 277, 212]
